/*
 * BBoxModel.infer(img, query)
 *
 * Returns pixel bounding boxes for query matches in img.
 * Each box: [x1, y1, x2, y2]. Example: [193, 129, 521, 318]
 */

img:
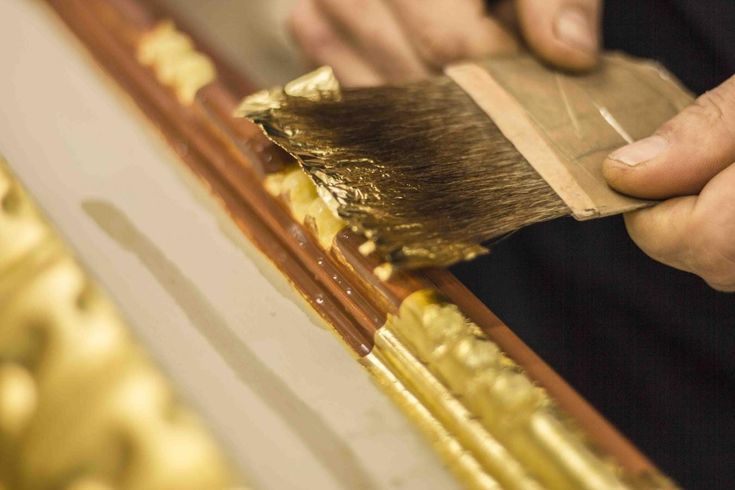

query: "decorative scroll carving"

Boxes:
[0, 158, 238, 489]
[137, 21, 216, 104]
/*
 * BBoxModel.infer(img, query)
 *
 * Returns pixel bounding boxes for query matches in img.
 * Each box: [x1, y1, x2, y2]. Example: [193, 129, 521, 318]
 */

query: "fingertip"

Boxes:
[601, 153, 648, 197]
[602, 135, 674, 199]
[543, 47, 599, 72]
[527, 34, 599, 72]
[602, 158, 667, 200]
[602, 153, 654, 199]
[622, 196, 697, 270]
[621, 206, 653, 246]
[518, 0, 601, 72]
[534, 27, 600, 72]
[551, 6, 600, 70]
[601, 156, 628, 192]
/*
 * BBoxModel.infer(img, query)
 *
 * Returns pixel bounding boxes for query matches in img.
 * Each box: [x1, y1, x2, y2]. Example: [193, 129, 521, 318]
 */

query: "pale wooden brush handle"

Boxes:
[447, 53, 693, 219]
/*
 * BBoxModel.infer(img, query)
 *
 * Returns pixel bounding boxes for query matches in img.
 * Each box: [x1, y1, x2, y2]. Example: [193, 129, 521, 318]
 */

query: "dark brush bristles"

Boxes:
[246, 76, 570, 269]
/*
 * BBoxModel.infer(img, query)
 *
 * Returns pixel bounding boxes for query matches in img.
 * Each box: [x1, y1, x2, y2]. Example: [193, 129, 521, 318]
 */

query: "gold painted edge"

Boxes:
[360, 352, 503, 490]
[379, 289, 678, 489]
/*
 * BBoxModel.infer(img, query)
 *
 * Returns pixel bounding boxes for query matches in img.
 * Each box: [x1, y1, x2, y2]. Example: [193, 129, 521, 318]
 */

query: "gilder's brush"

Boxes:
[236, 53, 692, 271]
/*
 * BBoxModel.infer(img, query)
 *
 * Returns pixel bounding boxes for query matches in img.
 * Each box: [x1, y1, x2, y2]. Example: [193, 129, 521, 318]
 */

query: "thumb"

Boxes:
[515, 0, 601, 72]
[603, 75, 735, 200]
[622, 163, 735, 291]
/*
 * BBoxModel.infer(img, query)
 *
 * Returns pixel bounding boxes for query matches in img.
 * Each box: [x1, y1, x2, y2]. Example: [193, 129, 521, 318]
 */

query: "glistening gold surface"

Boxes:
[137, 21, 216, 105]
[0, 157, 236, 489]
[256, 147, 676, 489]
[264, 164, 346, 249]
[359, 353, 503, 490]
[375, 290, 677, 490]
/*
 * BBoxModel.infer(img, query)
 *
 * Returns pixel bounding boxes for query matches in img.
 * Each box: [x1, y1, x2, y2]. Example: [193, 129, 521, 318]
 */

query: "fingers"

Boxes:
[289, 0, 518, 86]
[313, 0, 429, 82]
[603, 75, 735, 199]
[515, 0, 602, 71]
[384, 0, 518, 69]
[624, 162, 735, 291]
[605, 75, 735, 291]
[290, 0, 600, 86]
[288, 0, 383, 86]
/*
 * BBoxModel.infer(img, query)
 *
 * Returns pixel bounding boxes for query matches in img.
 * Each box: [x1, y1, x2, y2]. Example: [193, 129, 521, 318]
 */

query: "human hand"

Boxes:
[603, 76, 735, 292]
[288, 0, 602, 86]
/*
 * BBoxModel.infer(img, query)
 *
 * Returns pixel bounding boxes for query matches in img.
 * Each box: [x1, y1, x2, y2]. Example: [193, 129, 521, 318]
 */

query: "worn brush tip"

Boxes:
[239, 69, 569, 269]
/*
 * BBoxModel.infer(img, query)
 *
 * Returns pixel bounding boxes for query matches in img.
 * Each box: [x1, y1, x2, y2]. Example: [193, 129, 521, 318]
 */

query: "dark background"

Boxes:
[457, 1, 735, 488]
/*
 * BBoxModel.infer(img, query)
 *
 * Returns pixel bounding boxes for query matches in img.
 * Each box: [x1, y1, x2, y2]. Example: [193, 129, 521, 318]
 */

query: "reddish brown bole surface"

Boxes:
[47, 0, 657, 476]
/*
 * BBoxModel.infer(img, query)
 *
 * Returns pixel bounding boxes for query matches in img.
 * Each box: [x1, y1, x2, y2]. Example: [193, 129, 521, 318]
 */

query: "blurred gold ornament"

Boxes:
[0, 364, 37, 436]
[0, 156, 239, 489]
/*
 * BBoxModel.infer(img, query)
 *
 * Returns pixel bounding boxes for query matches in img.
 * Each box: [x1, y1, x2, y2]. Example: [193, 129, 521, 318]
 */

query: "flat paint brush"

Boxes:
[236, 54, 693, 271]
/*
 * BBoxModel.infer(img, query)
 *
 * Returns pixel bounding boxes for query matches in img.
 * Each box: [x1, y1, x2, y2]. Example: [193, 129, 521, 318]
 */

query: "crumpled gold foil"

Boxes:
[236, 53, 690, 272]
[236, 66, 341, 114]
[235, 67, 497, 270]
